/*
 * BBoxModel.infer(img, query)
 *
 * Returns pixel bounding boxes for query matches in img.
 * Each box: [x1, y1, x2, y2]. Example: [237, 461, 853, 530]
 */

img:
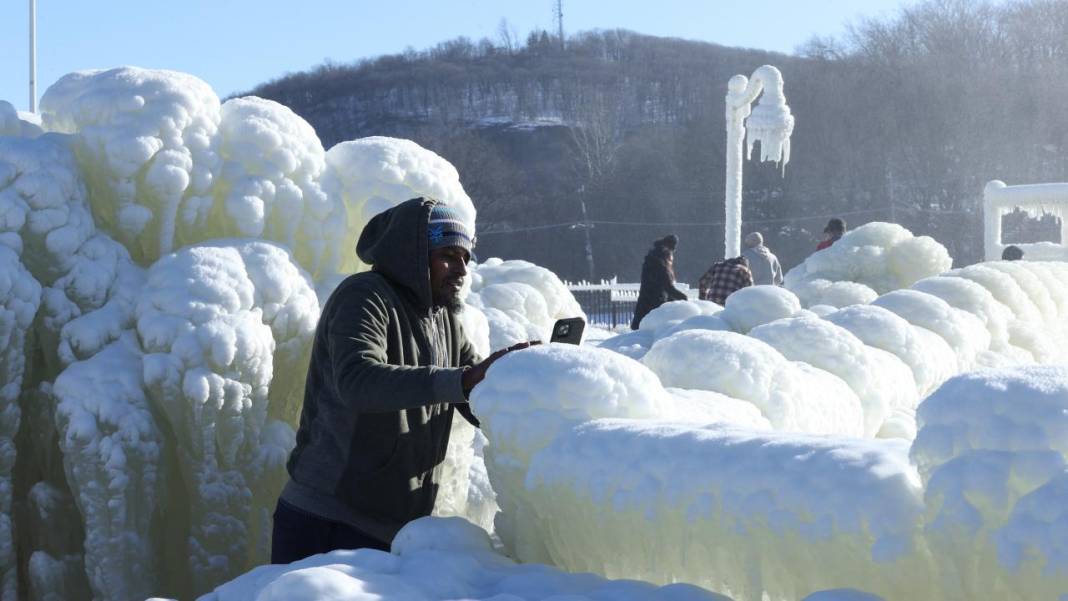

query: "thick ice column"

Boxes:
[724, 75, 750, 259]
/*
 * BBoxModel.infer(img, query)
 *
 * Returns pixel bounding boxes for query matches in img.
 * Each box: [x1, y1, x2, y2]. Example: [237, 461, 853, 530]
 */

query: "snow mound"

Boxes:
[657, 313, 733, 341]
[664, 388, 772, 431]
[824, 305, 954, 397]
[787, 278, 879, 309]
[911, 366, 1068, 598]
[594, 328, 656, 360]
[53, 333, 160, 600]
[0, 101, 42, 138]
[137, 240, 317, 592]
[637, 300, 721, 337]
[719, 285, 801, 333]
[524, 420, 922, 600]
[323, 136, 476, 274]
[642, 330, 864, 436]
[871, 290, 990, 371]
[40, 67, 222, 264]
[470, 344, 673, 561]
[749, 315, 914, 437]
[200, 516, 734, 601]
[210, 96, 345, 280]
[466, 258, 585, 350]
[784, 222, 951, 303]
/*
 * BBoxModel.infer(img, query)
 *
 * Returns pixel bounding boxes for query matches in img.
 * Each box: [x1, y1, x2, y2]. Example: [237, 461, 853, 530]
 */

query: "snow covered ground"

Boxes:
[3, 67, 1068, 601]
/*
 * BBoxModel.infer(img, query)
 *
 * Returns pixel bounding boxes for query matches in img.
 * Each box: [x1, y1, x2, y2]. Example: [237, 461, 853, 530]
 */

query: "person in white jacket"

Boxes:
[741, 232, 783, 286]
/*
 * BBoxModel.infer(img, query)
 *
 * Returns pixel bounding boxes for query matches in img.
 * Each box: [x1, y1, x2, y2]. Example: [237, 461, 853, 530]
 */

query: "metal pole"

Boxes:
[30, 0, 37, 113]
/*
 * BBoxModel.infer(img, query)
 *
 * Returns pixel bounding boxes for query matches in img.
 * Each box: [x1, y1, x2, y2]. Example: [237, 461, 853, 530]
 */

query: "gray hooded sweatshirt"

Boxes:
[281, 197, 481, 544]
[741, 244, 784, 286]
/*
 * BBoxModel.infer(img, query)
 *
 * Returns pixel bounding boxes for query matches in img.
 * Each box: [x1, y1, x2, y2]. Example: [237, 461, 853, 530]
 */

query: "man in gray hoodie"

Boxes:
[272, 197, 534, 563]
[741, 232, 784, 286]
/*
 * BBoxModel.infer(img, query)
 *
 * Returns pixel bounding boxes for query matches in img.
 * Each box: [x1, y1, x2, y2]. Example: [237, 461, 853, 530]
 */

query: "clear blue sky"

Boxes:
[2, 0, 915, 112]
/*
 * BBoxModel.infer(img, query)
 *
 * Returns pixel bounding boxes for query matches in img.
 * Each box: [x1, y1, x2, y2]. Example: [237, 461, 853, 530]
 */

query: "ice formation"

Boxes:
[465, 258, 585, 349]
[784, 222, 952, 306]
[911, 366, 1068, 598]
[6, 65, 1068, 601]
[323, 136, 476, 274]
[642, 330, 864, 435]
[524, 245, 1068, 598]
[0, 101, 42, 138]
[0, 67, 531, 600]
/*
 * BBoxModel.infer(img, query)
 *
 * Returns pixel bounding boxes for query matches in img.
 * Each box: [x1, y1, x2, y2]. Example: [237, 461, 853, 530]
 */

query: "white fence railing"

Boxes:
[565, 278, 698, 327]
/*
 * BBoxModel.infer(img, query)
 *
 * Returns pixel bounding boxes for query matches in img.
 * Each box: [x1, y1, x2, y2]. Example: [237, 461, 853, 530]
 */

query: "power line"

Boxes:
[478, 207, 888, 235]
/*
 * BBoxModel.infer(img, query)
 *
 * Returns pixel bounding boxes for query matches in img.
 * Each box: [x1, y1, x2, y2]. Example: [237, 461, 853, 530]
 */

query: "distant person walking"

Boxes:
[741, 232, 783, 286]
[1002, 245, 1024, 261]
[631, 234, 688, 330]
[816, 218, 847, 251]
[698, 255, 753, 305]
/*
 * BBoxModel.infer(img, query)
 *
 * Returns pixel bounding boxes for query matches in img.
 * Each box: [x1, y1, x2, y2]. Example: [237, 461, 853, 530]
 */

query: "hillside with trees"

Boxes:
[246, 0, 1068, 283]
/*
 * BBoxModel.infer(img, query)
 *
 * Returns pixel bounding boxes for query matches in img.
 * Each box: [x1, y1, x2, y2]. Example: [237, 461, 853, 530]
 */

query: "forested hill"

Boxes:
[247, 1, 1068, 284]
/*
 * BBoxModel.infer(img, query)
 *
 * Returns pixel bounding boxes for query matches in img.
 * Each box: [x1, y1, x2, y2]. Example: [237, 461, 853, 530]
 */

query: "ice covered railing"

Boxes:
[983, 179, 1068, 262]
[472, 347, 1068, 599]
[500, 246, 1068, 598]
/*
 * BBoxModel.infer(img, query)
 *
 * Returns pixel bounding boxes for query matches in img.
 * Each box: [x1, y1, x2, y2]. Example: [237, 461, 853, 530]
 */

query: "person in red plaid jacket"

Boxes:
[698, 256, 753, 305]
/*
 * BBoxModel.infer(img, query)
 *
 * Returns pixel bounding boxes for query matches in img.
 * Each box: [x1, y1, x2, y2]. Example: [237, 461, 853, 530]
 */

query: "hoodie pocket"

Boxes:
[339, 435, 428, 522]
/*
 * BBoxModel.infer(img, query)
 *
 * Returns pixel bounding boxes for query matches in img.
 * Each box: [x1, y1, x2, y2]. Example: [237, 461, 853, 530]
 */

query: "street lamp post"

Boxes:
[724, 65, 793, 258]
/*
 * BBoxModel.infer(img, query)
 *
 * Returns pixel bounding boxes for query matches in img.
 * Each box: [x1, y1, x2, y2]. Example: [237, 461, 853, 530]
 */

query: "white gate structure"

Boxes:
[565, 278, 698, 328]
[984, 180, 1068, 261]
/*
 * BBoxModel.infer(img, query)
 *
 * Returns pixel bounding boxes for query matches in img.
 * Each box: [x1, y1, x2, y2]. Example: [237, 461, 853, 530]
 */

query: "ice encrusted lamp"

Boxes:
[724, 65, 794, 258]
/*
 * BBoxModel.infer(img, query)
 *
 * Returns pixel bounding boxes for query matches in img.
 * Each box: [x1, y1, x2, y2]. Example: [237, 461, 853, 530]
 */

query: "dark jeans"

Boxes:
[270, 499, 390, 564]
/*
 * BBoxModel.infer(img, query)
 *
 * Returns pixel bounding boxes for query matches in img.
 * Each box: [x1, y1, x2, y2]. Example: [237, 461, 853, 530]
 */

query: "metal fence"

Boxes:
[565, 279, 698, 329]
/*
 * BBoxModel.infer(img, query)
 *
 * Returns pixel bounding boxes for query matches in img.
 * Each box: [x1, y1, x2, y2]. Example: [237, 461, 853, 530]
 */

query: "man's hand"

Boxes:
[462, 341, 540, 398]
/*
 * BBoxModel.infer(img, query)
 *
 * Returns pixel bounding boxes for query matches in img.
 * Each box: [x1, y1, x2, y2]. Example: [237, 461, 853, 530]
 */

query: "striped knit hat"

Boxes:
[428, 204, 475, 252]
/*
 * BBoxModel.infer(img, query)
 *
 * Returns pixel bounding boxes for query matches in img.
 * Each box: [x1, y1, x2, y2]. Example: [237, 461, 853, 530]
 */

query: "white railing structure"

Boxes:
[565, 278, 698, 327]
[984, 180, 1068, 261]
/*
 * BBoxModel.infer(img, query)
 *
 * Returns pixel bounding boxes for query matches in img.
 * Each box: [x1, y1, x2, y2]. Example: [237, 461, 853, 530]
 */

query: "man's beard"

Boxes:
[434, 290, 465, 314]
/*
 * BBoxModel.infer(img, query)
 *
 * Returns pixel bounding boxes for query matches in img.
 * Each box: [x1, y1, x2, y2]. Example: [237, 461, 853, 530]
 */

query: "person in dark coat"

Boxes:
[273, 198, 536, 563]
[631, 234, 688, 330]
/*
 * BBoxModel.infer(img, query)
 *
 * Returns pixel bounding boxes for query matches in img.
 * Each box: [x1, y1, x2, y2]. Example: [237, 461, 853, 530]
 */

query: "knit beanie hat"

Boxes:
[428, 204, 475, 252]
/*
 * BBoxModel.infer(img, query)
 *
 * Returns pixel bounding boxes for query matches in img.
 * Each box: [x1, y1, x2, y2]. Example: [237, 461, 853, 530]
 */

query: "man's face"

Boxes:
[429, 246, 470, 312]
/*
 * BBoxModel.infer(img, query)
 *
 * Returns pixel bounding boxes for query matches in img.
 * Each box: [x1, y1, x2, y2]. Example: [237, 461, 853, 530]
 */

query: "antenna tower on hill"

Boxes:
[554, 0, 565, 48]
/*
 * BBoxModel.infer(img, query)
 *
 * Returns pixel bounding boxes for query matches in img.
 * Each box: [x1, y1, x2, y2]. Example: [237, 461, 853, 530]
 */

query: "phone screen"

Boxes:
[550, 318, 585, 345]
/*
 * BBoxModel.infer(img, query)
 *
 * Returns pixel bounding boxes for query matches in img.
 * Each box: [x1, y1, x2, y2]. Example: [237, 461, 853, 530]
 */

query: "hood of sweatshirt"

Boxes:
[356, 197, 437, 311]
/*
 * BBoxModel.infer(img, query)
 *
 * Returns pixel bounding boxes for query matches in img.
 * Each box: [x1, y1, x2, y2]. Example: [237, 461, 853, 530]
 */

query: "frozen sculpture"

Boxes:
[984, 179, 1068, 261]
[3, 68, 1068, 601]
[724, 65, 794, 258]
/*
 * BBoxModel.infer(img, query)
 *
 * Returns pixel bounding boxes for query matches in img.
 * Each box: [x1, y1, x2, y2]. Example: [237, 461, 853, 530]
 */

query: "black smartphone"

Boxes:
[550, 317, 586, 345]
